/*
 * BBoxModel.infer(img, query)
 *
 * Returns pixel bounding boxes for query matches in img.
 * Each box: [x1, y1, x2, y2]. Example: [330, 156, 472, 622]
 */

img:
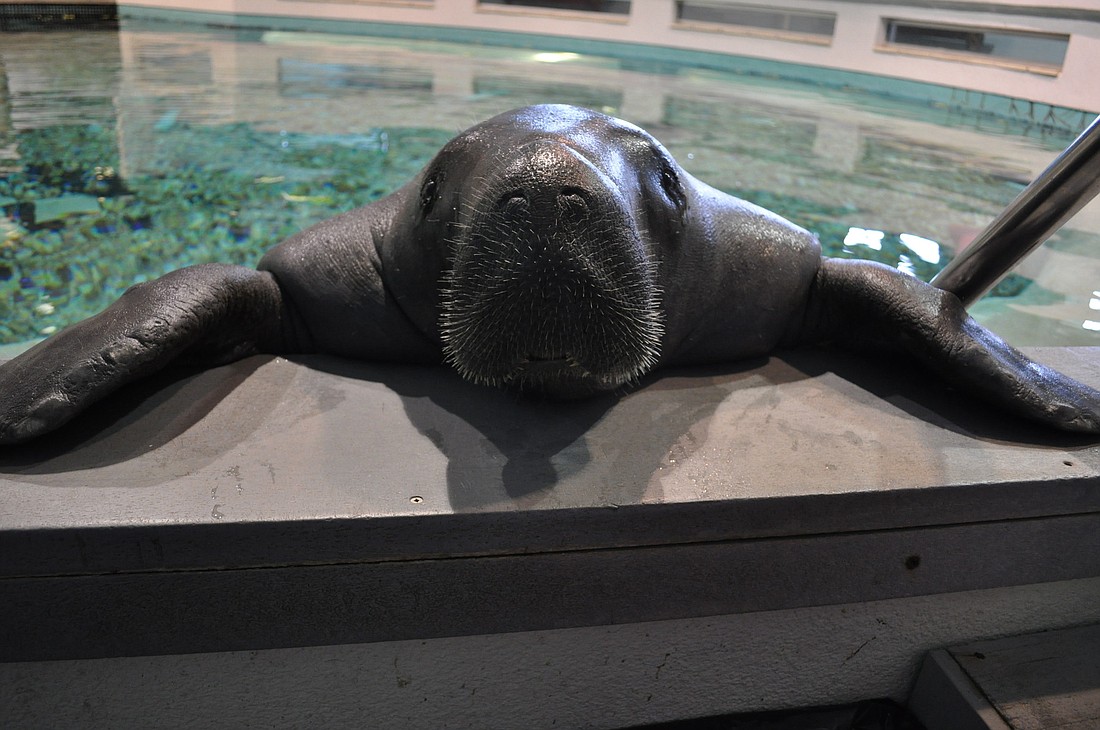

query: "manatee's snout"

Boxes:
[494, 185, 592, 223]
[490, 142, 604, 221]
[439, 139, 664, 398]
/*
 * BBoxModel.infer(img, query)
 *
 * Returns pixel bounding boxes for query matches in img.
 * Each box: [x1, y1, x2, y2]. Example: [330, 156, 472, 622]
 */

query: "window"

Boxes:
[675, 1, 835, 43]
[881, 20, 1069, 74]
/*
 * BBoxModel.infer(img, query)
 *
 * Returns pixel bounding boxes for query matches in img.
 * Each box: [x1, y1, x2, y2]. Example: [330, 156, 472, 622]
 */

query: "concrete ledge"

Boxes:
[0, 579, 1097, 728]
[2, 348, 1100, 664]
[911, 623, 1100, 729]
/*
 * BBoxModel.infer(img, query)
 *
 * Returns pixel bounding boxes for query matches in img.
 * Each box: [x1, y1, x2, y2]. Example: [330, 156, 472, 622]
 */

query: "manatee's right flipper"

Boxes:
[807, 258, 1100, 434]
[0, 263, 290, 444]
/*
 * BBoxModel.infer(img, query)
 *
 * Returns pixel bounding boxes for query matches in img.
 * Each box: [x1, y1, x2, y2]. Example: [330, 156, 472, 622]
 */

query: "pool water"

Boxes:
[2, 21, 1098, 352]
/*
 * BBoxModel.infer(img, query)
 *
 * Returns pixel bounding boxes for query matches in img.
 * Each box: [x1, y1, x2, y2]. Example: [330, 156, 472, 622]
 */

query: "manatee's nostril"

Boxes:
[499, 190, 528, 209]
[558, 186, 590, 210]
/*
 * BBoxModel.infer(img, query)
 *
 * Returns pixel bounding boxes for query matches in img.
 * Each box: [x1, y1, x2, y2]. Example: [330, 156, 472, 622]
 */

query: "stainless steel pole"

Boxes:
[931, 115, 1100, 307]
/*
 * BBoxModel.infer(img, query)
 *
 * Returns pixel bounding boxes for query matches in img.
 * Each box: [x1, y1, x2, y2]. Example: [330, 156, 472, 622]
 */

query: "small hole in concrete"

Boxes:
[1063, 460, 1074, 467]
[410, 496, 424, 504]
[904, 554, 921, 570]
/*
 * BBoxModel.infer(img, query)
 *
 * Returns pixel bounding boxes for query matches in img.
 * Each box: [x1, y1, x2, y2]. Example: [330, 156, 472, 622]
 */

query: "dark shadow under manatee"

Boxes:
[311, 355, 619, 497]
[307, 359, 599, 506]
[303, 355, 780, 509]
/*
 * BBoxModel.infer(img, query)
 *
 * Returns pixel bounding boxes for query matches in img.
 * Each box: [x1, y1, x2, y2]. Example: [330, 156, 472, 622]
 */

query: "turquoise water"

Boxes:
[1, 21, 1098, 350]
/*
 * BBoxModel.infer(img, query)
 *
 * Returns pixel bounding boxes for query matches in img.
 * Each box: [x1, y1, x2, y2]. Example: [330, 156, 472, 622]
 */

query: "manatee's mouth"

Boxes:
[439, 214, 663, 399]
[457, 350, 648, 400]
[507, 354, 622, 399]
[516, 354, 575, 375]
[440, 296, 663, 398]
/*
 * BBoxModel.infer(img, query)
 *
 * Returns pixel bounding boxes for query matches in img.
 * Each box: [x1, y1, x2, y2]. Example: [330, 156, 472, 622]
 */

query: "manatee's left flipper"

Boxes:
[0, 263, 289, 444]
[806, 258, 1100, 433]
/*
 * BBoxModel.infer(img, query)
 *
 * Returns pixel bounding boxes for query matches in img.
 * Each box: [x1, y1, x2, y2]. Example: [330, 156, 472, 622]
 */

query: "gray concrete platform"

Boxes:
[4, 348, 1100, 726]
[2, 347, 1100, 665]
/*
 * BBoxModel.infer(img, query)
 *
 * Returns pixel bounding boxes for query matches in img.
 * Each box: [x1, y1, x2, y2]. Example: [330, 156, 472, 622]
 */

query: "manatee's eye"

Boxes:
[659, 162, 686, 211]
[420, 177, 438, 215]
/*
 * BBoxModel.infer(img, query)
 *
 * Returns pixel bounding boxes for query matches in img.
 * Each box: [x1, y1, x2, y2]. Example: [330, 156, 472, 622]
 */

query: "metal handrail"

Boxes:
[931, 114, 1100, 307]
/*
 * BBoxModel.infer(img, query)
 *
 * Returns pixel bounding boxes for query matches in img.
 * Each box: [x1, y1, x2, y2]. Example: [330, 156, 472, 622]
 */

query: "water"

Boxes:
[2, 21, 1098, 352]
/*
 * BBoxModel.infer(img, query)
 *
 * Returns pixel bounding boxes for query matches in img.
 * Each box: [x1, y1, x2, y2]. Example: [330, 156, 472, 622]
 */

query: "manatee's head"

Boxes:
[403, 105, 690, 398]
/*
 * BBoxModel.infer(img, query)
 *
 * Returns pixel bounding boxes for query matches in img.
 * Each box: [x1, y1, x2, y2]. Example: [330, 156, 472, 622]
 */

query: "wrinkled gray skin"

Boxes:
[2, 104, 1100, 444]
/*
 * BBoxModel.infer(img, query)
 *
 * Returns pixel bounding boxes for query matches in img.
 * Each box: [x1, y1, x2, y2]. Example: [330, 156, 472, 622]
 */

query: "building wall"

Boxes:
[115, 0, 1100, 111]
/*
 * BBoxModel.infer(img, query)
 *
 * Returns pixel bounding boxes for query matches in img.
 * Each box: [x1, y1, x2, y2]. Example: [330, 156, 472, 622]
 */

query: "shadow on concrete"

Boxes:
[308, 355, 773, 510]
[779, 347, 1100, 449]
